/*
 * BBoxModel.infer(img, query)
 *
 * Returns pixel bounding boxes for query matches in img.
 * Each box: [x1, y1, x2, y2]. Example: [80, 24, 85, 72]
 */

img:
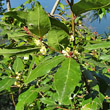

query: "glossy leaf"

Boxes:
[24, 56, 65, 84]
[73, 0, 110, 16]
[85, 41, 110, 50]
[54, 58, 81, 104]
[27, 2, 51, 36]
[0, 78, 16, 92]
[16, 86, 49, 110]
[47, 27, 69, 51]
[13, 57, 24, 73]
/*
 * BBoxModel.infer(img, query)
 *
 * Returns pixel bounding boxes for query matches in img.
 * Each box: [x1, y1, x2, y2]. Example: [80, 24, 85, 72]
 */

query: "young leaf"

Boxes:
[27, 2, 51, 37]
[13, 57, 24, 73]
[0, 78, 16, 92]
[47, 27, 69, 51]
[24, 56, 65, 84]
[54, 58, 81, 104]
[73, 0, 110, 16]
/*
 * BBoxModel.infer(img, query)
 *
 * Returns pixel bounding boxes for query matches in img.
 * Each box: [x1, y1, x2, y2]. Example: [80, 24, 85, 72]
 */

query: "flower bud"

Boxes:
[40, 46, 46, 55]
[34, 39, 42, 46]
[70, 35, 74, 42]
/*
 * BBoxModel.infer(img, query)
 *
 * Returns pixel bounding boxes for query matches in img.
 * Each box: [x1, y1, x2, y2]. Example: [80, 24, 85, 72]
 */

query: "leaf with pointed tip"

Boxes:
[47, 27, 69, 51]
[54, 58, 81, 104]
[85, 41, 110, 50]
[13, 57, 24, 73]
[73, 0, 110, 16]
[27, 2, 51, 37]
[0, 47, 39, 56]
[0, 78, 16, 92]
[24, 56, 65, 84]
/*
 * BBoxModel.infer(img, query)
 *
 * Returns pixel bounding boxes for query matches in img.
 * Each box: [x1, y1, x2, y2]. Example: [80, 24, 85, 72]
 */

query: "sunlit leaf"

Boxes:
[27, 2, 51, 36]
[47, 27, 69, 51]
[85, 41, 110, 50]
[24, 56, 65, 84]
[0, 78, 16, 92]
[81, 93, 104, 110]
[54, 58, 81, 104]
[13, 57, 24, 73]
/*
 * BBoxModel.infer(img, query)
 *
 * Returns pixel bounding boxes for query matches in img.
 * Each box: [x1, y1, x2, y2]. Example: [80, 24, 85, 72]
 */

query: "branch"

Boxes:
[6, 0, 11, 11]
[50, 0, 61, 16]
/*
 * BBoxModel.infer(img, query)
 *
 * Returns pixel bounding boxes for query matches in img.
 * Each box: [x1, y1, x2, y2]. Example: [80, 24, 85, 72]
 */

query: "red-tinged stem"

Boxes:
[24, 26, 62, 53]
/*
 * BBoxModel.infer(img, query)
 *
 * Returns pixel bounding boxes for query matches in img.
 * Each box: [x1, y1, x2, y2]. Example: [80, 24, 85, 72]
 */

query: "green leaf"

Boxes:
[13, 57, 24, 73]
[85, 41, 110, 50]
[41, 97, 56, 105]
[73, 0, 110, 16]
[0, 78, 16, 92]
[16, 86, 49, 110]
[24, 56, 65, 84]
[47, 27, 69, 51]
[54, 58, 81, 104]
[27, 2, 51, 36]
[100, 55, 110, 61]
[49, 17, 69, 33]
[81, 93, 104, 110]
[4, 11, 28, 22]
[59, 3, 64, 10]
[0, 47, 39, 56]
[7, 32, 28, 41]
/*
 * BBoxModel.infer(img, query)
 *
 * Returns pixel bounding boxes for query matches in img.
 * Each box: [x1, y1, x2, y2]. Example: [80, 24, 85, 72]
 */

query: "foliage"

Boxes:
[0, 0, 110, 110]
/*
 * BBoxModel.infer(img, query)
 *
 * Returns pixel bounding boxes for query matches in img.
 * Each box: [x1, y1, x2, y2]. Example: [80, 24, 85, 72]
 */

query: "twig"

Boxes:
[11, 94, 16, 107]
[53, 14, 66, 21]
[56, 106, 73, 110]
[50, 0, 61, 16]
[24, 26, 62, 53]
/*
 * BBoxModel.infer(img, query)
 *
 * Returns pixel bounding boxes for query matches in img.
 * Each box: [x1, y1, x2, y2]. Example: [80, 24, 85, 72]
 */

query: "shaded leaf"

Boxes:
[0, 78, 16, 92]
[24, 56, 65, 84]
[54, 58, 81, 104]
[73, 0, 110, 16]
[49, 17, 69, 33]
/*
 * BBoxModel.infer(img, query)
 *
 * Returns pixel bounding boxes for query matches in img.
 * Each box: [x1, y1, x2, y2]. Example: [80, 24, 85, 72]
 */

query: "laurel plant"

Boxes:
[0, 0, 110, 110]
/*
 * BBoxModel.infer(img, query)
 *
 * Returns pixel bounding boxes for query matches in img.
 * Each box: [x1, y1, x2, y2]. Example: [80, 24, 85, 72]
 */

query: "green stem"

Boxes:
[71, 0, 75, 49]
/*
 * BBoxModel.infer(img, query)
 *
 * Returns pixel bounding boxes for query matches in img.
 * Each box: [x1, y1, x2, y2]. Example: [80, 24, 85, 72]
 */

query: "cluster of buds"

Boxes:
[62, 47, 72, 57]
[70, 34, 74, 42]
[34, 39, 46, 55]
[14, 72, 22, 87]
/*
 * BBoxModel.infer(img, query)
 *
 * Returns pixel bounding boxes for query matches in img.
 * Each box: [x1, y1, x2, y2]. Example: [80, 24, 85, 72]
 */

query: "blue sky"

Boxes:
[2, 0, 110, 35]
